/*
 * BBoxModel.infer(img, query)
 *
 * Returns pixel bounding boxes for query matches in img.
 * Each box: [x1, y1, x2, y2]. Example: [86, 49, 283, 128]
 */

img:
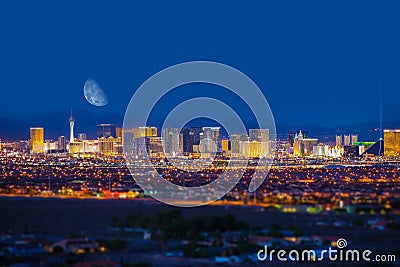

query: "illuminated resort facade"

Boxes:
[293, 131, 318, 157]
[384, 129, 400, 157]
[29, 127, 44, 153]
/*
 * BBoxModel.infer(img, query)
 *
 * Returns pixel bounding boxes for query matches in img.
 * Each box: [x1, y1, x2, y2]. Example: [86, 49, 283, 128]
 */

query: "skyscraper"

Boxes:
[249, 129, 269, 142]
[116, 127, 122, 138]
[221, 138, 230, 152]
[78, 133, 87, 141]
[163, 128, 182, 156]
[336, 135, 342, 147]
[293, 133, 300, 156]
[57, 136, 67, 152]
[97, 124, 118, 138]
[344, 134, 351, 146]
[230, 134, 241, 154]
[201, 127, 221, 152]
[182, 127, 202, 153]
[351, 134, 358, 145]
[249, 129, 270, 156]
[384, 129, 400, 157]
[30, 127, 44, 153]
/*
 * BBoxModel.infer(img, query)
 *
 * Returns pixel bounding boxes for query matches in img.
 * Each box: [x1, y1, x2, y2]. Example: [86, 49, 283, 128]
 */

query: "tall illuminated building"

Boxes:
[344, 134, 351, 146]
[69, 110, 75, 143]
[384, 129, 400, 157]
[293, 135, 299, 155]
[116, 127, 122, 138]
[30, 127, 44, 153]
[201, 127, 221, 152]
[78, 133, 87, 141]
[163, 128, 182, 156]
[335, 135, 342, 147]
[57, 136, 67, 152]
[182, 127, 202, 153]
[351, 134, 358, 145]
[249, 129, 270, 156]
[249, 129, 269, 142]
[221, 138, 230, 152]
[229, 134, 241, 154]
[97, 124, 118, 138]
[293, 132, 301, 156]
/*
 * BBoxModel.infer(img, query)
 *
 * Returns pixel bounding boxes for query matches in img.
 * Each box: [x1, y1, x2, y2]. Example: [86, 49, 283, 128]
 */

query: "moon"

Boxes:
[83, 79, 108, 107]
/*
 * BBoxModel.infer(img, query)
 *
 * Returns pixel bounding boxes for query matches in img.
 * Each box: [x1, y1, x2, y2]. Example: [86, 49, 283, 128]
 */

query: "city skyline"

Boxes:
[1, 107, 398, 141]
[6, 109, 397, 159]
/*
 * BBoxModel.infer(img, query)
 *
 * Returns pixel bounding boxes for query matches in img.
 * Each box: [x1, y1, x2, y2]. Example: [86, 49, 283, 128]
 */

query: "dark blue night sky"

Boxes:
[0, 1, 399, 139]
